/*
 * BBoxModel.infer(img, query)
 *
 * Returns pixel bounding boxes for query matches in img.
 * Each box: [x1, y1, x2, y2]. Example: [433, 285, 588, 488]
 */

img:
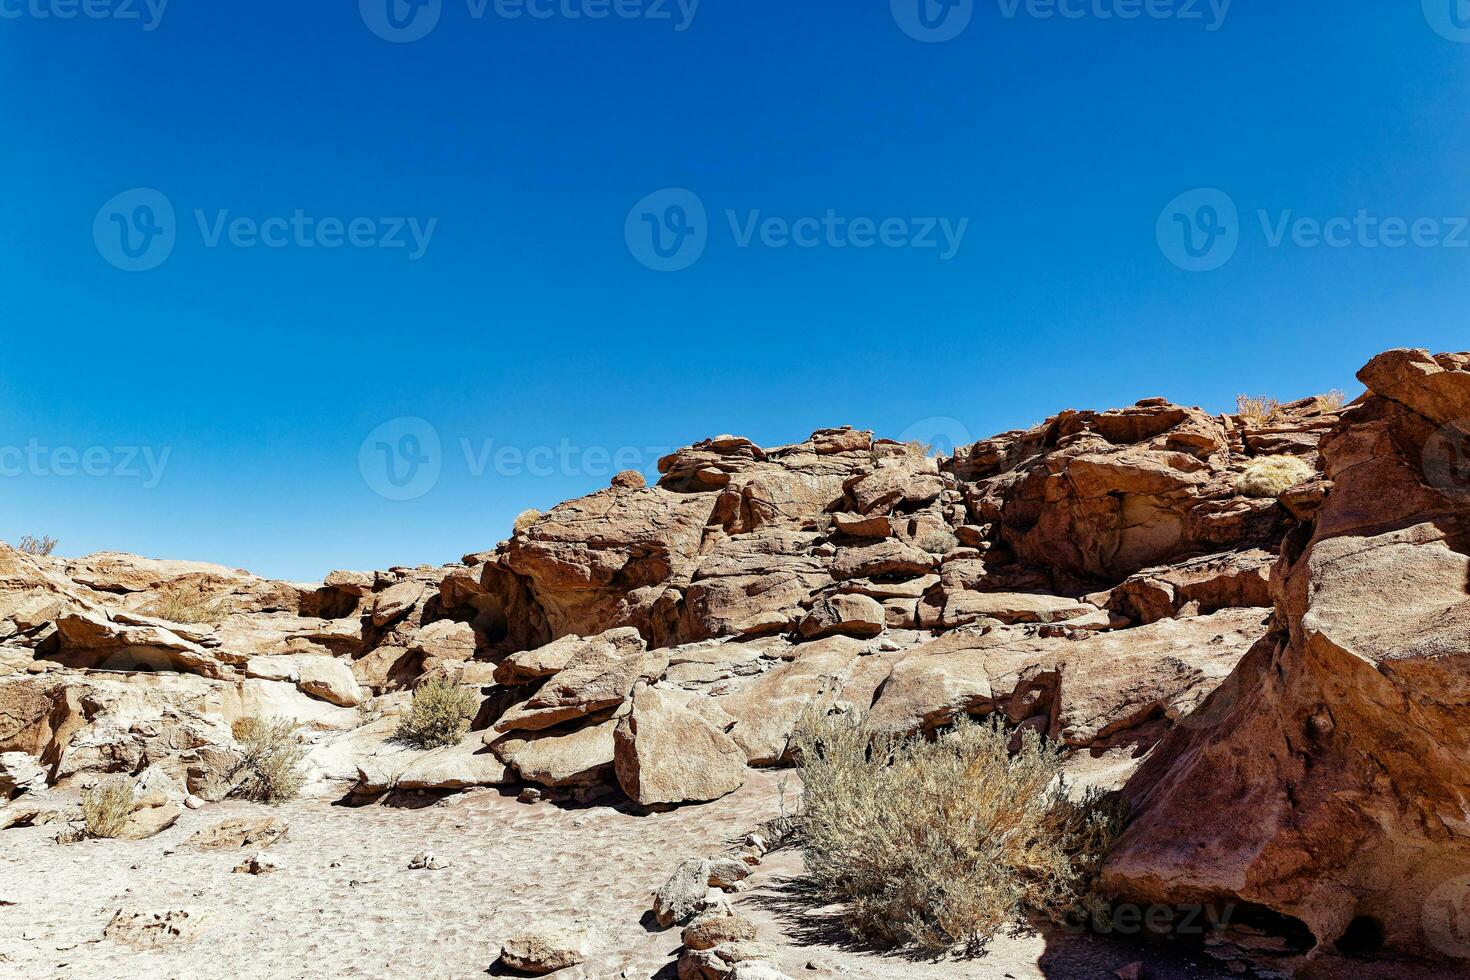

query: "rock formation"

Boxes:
[5, 349, 1468, 976]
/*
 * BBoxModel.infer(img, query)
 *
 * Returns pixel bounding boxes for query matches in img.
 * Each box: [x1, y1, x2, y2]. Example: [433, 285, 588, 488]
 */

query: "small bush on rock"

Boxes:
[231, 717, 308, 803]
[81, 776, 136, 839]
[17, 535, 58, 557]
[1237, 455, 1315, 498]
[395, 677, 476, 749]
[791, 714, 1127, 955]
[513, 509, 543, 535]
[914, 528, 960, 554]
[1236, 394, 1283, 426]
[148, 586, 229, 624]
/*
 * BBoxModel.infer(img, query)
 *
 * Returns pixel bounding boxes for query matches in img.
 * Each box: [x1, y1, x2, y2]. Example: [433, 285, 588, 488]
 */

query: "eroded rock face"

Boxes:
[1103, 349, 1470, 973]
[613, 684, 746, 806]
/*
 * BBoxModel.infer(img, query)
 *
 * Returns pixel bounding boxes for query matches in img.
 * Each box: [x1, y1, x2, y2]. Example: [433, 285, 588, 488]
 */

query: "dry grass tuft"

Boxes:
[513, 509, 543, 535]
[80, 776, 136, 839]
[148, 585, 229, 625]
[395, 677, 477, 749]
[913, 528, 960, 555]
[1235, 394, 1284, 426]
[1314, 389, 1347, 412]
[231, 717, 308, 803]
[17, 535, 58, 557]
[1237, 455, 1316, 498]
[791, 713, 1127, 955]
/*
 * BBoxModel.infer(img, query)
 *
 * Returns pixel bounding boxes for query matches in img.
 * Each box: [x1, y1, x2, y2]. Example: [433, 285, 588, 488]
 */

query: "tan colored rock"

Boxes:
[395, 740, 513, 790]
[296, 657, 364, 707]
[1104, 349, 1470, 972]
[493, 635, 663, 733]
[184, 816, 289, 851]
[490, 716, 617, 788]
[493, 627, 644, 686]
[371, 580, 425, 627]
[611, 469, 647, 489]
[498, 920, 592, 974]
[796, 594, 885, 639]
[614, 685, 746, 806]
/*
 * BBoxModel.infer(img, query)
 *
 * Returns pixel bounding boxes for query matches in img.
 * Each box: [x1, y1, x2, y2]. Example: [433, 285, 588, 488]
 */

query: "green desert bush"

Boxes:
[231, 717, 308, 803]
[791, 713, 1127, 955]
[80, 776, 136, 839]
[395, 677, 476, 749]
[1237, 455, 1315, 498]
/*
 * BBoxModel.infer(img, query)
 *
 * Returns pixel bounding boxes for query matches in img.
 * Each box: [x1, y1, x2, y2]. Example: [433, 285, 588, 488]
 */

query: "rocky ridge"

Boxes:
[4, 348, 1468, 976]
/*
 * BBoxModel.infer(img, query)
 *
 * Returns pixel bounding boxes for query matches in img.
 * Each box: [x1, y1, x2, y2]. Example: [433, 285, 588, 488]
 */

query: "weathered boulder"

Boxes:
[614, 684, 746, 806]
[493, 633, 665, 733]
[796, 594, 885, 639]
[1104, 349, 1470, 973]
[490, 716, 618, 788]
[498, 920, 593, 974]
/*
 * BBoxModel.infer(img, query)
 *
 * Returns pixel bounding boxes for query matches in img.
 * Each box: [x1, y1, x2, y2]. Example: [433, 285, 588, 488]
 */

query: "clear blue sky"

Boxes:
[1, 1, 1466, 581]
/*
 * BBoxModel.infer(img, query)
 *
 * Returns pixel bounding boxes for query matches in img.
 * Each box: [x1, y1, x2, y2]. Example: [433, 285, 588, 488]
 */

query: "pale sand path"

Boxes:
[1, 771, 1235, 979]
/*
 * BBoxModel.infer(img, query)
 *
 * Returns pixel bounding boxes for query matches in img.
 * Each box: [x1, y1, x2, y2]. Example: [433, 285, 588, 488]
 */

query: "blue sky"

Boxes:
[1, 1, 1466, 581]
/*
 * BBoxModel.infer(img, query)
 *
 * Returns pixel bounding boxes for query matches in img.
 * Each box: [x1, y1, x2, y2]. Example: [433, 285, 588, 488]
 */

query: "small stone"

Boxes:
[232, 852, 278, 875]
[183, 795, 204, 810]
[498, 920, 592, 974]
[408, 851, 447, 871]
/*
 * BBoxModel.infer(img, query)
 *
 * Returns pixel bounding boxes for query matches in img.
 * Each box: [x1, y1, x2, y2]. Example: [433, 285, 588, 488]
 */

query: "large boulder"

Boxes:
[1103, 350, 1470, 974]
[613, 684, 746, 806]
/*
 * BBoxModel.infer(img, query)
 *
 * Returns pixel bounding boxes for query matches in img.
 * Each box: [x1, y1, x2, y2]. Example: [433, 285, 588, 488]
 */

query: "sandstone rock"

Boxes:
[796, 594, 885, 639]
[371, 581, 425, 627]
[940, 591, 1095, 627]
[683, 910, 758, 951]
[614, 685, 746, 806]
[121, 799, 182, 840]
[296, 657, 364, 707]
[494, 627, 645, 686]
[0, 751, 45, 798]
[654, 858, 714, 928]
[1101, 550, 1274, 625]
[494, 635, 663, 733]
[611, 469, 647, 489]
[831, 513, 891, 538]
[499, 920, 592, 974]
[103, 908, 204, 949]
[1104, 349, 1470, 972]
[491, 716, 618, 788]
[395, 740, 513, 790]
[185, 816, 289, 851]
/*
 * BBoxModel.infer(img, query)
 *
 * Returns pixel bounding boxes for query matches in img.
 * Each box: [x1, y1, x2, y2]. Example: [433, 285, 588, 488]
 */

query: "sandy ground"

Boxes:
[0, 772, 1241, 980]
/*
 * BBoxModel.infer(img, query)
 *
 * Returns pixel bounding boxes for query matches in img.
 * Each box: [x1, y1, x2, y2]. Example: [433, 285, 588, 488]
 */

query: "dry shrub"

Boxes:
[903, 440, 935, 458]
[148, 585, 229, 625]
[17, 535, 58, 557]
[1315, 389, 1347, 412]
[914, 528, 960, 555]
[512, 509, 543, 535]
[231, 717, 308, 803]
[1237, 455, 1315, 498]
[792, 714, 1127, 955]
[1235, 394, 1283, 426]
[395, 677, 476, 749]
[81, 776, 136, 839]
